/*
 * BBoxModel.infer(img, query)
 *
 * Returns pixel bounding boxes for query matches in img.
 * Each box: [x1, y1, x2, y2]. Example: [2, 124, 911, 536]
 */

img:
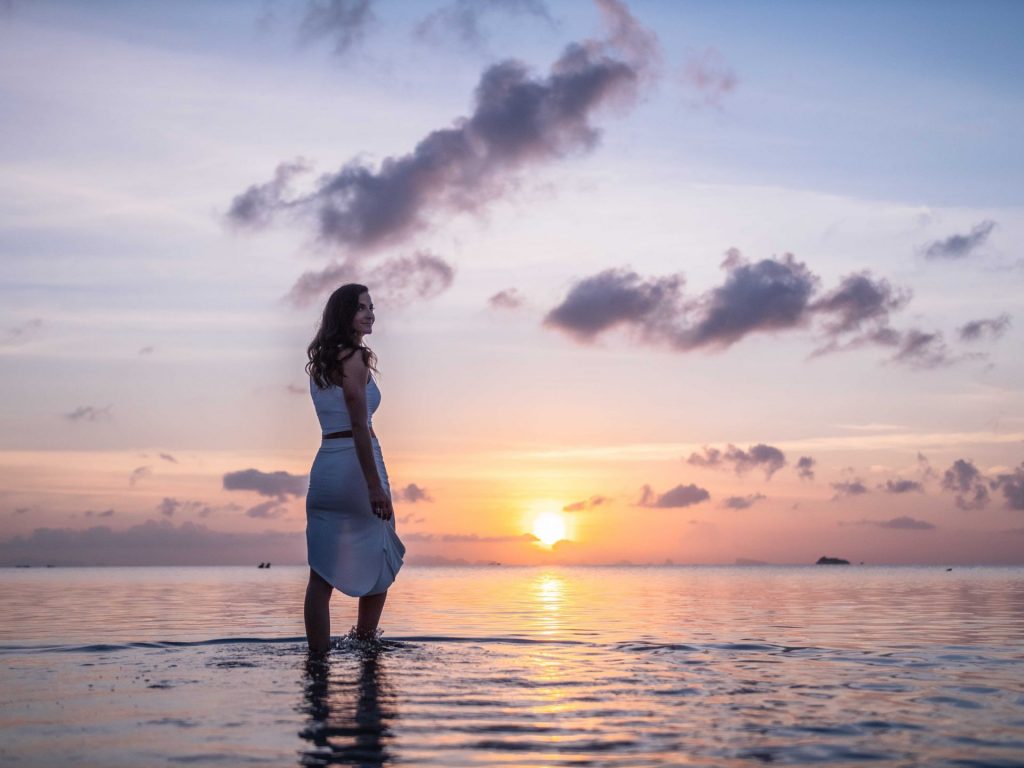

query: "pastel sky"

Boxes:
[2, 0, 1022, 566]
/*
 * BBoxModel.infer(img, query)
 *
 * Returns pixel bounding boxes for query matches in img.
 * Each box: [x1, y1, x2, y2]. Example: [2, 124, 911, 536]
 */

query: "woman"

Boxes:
[303, 283, 405, 653]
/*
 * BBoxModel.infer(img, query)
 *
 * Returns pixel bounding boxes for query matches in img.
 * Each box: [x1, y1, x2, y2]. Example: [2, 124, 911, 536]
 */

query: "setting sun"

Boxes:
[532, 512, 567, 547]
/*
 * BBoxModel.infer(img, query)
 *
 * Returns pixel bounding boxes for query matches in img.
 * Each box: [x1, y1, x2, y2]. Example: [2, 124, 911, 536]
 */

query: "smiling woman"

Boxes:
[303, 283, 406, 653]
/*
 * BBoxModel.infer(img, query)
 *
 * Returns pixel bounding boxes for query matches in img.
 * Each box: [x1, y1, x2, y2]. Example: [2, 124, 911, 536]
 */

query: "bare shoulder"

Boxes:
[337, 348, 368, 398]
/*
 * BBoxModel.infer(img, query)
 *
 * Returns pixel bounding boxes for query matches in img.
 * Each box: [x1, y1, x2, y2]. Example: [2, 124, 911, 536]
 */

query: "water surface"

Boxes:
[2, 565, 1023, 766]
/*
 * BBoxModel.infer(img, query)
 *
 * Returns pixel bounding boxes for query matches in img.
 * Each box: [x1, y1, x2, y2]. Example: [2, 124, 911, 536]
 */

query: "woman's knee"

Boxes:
[307, 568, 333, 594]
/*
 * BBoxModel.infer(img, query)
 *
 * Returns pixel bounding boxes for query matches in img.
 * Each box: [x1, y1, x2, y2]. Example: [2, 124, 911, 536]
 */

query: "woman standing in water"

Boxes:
[303, 284, 405, 653]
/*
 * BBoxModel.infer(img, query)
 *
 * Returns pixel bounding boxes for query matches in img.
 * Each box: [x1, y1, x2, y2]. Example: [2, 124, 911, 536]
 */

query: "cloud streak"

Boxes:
[287, 250, 455, 307]
[721, 493, 765, 509]
[679, 47, 737, 107]
[563, 494, 609, 511]
[223, 468, 308, 498]
[1, 318, 43, 347]
[881, 478, 924, 494]
[414, 0, 554, 50]
[395, 483, 434, 503]
[64, 405, 113, 423]
[488, 287, 525, 310]
[298, 0, 376, 56]
[229, 0, 658, 302]
[830, 479, 869, 500]
[796, 456, 816, 480]
[637, 483, 709, 508]
[941, 458, 990, 510]
[957, 314, 1010, 342]
[543, 250, 966, 369]
[687, 442, 786, 479]
[924, 220, 996, 260]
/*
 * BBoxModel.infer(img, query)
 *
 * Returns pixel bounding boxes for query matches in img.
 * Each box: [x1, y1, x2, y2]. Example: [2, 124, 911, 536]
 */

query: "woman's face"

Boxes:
[352, 292, 374, 336]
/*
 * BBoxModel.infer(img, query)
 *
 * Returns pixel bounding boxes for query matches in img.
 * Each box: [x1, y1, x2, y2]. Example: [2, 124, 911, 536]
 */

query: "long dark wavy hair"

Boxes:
[305, 283, 379, 390]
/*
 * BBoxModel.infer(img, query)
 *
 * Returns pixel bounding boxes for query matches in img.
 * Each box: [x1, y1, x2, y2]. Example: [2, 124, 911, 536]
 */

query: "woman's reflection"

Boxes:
[298, 647, 395, 766]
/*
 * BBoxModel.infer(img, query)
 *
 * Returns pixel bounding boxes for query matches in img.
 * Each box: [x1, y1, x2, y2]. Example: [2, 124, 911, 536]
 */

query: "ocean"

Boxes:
[2, 564, 1023, 766]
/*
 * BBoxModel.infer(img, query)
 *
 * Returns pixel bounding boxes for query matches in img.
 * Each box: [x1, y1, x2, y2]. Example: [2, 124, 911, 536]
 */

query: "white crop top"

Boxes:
[309, 374, 380, 434]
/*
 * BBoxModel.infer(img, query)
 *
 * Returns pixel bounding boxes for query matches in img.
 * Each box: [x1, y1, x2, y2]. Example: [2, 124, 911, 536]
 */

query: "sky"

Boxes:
[1, 0, 1022, 566]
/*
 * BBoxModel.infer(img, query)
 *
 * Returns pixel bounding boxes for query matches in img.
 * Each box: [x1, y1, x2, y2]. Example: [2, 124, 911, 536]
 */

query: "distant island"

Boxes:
[816, 556, 850, 565]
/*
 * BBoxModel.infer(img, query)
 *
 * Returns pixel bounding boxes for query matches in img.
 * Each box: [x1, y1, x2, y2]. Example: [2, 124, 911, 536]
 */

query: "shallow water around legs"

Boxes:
[2, 565, 1023, 766]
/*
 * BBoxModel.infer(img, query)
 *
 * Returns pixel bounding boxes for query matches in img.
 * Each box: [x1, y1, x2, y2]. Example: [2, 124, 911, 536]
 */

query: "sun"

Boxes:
[532, 511, 567, 547]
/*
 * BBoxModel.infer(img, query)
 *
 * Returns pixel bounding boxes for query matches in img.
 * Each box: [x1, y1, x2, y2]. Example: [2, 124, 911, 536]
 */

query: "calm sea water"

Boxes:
[2, 565, 1023, 767]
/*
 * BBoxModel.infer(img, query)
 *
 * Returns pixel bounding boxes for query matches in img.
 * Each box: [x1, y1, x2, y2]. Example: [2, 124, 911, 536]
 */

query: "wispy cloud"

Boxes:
[402, 530, 539, 543]
[946, 461, 1024, 512]
[830, 479, 869, 501]
[542, 250, 952, 369]
[297, 0, 376, 56]
[687, 443, 786, 479]
[990, 463, 1024, 511]
[154, 497, 240, 519]
[941, 458, 990, 510]
[1, 318, 43, 347]
[128, 466, 151, 487]
[957, 314, 1011, 342]
[843, 516, 936, 530]
[721, 493, 765, 510]
[64, 405, 113, 422]
[223, 468, 308, 498]
[678, 47, 737, 108]
[637, 483, 709, 508]
[880, 478, 924, 494]
[414, 0, 554, 50]
[229, 0, 657, 302]
[563, 495, 609, 511]
[245, 500, 289, 519]
[796, 456, 816, 481]
[488, 287, 525, 310]
[395, 483, 433, 503]
[287, 250, 455, 307]
[924, 220, 996, 260]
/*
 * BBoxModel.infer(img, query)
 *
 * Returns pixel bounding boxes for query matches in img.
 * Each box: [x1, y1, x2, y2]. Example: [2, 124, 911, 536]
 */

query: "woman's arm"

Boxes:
[339, 351, 392, 520]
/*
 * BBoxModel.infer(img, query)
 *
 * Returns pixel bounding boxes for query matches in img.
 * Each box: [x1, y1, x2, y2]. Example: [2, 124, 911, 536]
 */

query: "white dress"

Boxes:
[305, 374, 405, 596]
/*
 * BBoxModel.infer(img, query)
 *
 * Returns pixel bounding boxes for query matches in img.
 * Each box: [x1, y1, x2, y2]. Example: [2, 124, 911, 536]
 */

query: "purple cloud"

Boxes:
[957, 314, 1011, 342]
[687, 443, 786, 479]
[563, 495, 609, 511]
[637, 483, 710, 508]
[721, 493, 766, 510]
[414, 0, 554, 49]
[941, 458, 990, 510]
[796, 456, 816, 481]
[396, 483, 434, 503]
[924, 220, 996, 260]
[229, 0, 658, 308]
[298, 0, 376, 56]
[488, 287, 525, 310]
[64, 405, 113, 423]
[830, 479, 869, 501]
[223, 468, 308, 499]
[881, 478, 924, 494]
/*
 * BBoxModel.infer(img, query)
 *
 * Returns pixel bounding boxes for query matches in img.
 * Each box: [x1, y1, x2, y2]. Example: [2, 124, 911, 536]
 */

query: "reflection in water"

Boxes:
[532, 572, 565, 637]
[298, 648, 395, 767]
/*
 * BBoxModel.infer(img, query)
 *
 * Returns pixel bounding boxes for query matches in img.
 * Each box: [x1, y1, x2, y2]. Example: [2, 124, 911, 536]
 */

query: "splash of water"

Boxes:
[330, 626, 385, 654]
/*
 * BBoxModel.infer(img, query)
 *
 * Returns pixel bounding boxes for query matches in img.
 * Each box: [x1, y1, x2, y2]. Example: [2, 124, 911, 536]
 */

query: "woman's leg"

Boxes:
[356, 590, 388, 640]
[304, 568, 334, 653]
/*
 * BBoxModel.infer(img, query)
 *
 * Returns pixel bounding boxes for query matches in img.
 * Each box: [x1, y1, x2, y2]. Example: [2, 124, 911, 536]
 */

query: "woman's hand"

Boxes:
[368, 484, 393, 521]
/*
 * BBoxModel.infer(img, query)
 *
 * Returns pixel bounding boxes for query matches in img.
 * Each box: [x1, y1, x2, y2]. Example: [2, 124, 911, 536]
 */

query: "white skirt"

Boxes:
[305, 436, 405, 597]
